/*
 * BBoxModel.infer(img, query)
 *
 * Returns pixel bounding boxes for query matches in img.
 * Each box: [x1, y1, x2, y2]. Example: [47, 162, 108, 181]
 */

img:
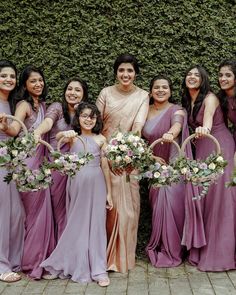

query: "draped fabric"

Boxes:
[96, 85, 149, 273]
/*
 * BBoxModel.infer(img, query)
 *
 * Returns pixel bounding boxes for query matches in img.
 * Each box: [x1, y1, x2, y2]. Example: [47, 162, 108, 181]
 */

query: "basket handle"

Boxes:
[38, 139, 54, 153]
[57, 135, 87, 153]
[149, 138, 181, 157]
[4, 114, 28, 135]
[180, 133, 221, 156]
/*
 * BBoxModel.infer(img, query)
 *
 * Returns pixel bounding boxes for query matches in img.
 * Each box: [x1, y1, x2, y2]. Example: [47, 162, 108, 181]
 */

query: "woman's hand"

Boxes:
[33, 130, 41, 143]
[195, 126, 210, 138]
[0, 113, 8, 132]
[152, 155, 166, 165]
[62, 130, 77, 138]
[106, 193, 113, 210]
[162, 132, 174, 143]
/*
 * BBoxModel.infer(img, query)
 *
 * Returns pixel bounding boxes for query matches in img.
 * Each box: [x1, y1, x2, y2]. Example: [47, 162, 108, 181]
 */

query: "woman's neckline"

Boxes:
[114, 84, 137, 95]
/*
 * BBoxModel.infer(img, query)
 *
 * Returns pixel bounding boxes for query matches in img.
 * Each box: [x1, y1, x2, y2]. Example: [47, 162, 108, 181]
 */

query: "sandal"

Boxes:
[0, 272, 21, 283]
[42, 273, 58, 280]
[98, 277, 110, 287]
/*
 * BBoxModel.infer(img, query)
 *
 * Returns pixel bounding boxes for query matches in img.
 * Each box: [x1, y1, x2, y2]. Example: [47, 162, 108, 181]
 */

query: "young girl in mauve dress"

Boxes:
[41, 102, 113, 287]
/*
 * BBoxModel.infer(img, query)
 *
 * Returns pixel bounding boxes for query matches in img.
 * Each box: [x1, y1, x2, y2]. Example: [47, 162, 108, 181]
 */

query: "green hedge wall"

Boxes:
[1, 0, 235, 257]
[1, 0, 235, 103]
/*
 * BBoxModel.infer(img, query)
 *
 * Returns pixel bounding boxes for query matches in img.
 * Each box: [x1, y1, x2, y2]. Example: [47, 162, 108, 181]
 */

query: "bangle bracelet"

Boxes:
[203, 127, 211, 132]
[167, 132, 174, 135]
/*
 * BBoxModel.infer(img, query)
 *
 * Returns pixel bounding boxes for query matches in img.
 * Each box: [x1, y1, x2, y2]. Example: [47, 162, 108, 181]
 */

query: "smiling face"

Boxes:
[65, 81, 84, 106]
[116, 63, 136, 89]
[185, 68, 202, 90]
[218, 66, 236, 93]
[0, 67, 17, 95]
[79, 108, 97, 133]
[25, 71, 44, 99]
[151, 79, 171, 104]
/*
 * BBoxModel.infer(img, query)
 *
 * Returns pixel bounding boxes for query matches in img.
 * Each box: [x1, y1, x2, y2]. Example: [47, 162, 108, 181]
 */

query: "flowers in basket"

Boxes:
[138, 161, 181, 188]
[226, 169, 236, 187]
[174, 154, 227, 199]
[49, 150, 94, 177]
[0, 133, 36, 169]
[104, 131, 153, 174]
[4, 161, 52, 192]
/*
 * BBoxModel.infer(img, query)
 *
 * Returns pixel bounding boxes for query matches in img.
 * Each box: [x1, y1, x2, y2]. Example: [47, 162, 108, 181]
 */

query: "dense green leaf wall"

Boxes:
[1, 0, 235, 257]
[1, 0, 235, 102]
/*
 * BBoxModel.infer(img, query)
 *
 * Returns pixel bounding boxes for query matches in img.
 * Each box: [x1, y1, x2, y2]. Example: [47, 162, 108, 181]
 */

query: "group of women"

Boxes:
[0, 54, 235, 285]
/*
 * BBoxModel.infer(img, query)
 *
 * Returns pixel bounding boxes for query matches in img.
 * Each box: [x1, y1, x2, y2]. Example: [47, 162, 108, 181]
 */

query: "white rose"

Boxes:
[79, 158, 85, 164]
[12, 173, 18, 180]
[119, 144, 128, 151]
[124, 155, 132, 163]
[21, 138, 27, 145]
[216, 156, 224, 162]
[161, 165, 168, 170]
[154, 171, 160, 178]
[44, 169, 51, 175]
[110, 146, 118, 151]
[193, 167, 199, 173]
[128, 135, 135, 142]
[116, 132, 123, 141]
[138, 147, 144, 153]
[12, 150, 18, 156]
[208, 163, 216, 170]
[115, 156, 122, 163]
[181, 167, 188, 174]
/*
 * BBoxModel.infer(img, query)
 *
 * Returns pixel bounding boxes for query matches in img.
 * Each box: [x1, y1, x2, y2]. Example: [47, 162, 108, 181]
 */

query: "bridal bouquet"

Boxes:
[104, 131, 153, 174]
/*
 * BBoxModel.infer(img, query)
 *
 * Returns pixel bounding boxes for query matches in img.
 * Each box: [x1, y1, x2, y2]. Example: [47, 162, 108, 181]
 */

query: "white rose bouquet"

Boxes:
[104, 132, 153, 178]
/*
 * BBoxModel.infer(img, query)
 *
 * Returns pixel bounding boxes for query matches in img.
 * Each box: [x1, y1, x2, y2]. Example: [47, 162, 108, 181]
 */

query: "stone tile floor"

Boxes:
[1, 259, 236, 294]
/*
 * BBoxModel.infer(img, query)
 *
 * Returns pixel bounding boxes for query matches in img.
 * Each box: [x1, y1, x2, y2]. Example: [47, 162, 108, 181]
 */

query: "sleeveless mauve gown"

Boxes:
[41, 136, 108, 283]
[0, 100, 25, 275]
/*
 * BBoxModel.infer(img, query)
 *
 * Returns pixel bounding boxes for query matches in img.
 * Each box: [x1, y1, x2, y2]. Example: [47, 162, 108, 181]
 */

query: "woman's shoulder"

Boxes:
[47, 101, 62, 112]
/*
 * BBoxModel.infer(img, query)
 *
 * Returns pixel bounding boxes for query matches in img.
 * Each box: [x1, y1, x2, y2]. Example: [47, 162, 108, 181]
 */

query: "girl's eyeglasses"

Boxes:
[80, 114, 97, 120]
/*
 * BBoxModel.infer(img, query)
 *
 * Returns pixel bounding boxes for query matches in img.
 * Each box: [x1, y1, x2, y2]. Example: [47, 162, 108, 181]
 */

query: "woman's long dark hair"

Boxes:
[72, 102, 103, 135]
[62, 77, 88, 125]
[16, 65, 48, 112]
[149, 74, 174, 104]
[181, 65, 211, 121]
[0, 60, 17, 114]
[217, 59, 236, 126]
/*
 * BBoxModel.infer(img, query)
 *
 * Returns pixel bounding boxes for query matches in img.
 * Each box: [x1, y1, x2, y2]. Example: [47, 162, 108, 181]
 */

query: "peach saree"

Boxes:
[96, 85, 149, 272]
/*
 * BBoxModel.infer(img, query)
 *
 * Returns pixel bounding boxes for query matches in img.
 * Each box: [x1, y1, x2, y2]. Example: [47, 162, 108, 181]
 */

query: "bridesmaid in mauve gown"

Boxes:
[181, 65, 236, 271]
[34, 77, 88, 242]
[218, 60, 236, 144]
[0, 60, 25, 283]
[1, 65, 55, 279]
[96, 54, 149, 273]
[41, 102, 112, 286]
[142, 75, 188, 267]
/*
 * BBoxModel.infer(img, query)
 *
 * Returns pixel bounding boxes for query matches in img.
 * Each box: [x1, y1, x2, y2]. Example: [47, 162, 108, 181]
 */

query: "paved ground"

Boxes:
[1, 259, 236, 295]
